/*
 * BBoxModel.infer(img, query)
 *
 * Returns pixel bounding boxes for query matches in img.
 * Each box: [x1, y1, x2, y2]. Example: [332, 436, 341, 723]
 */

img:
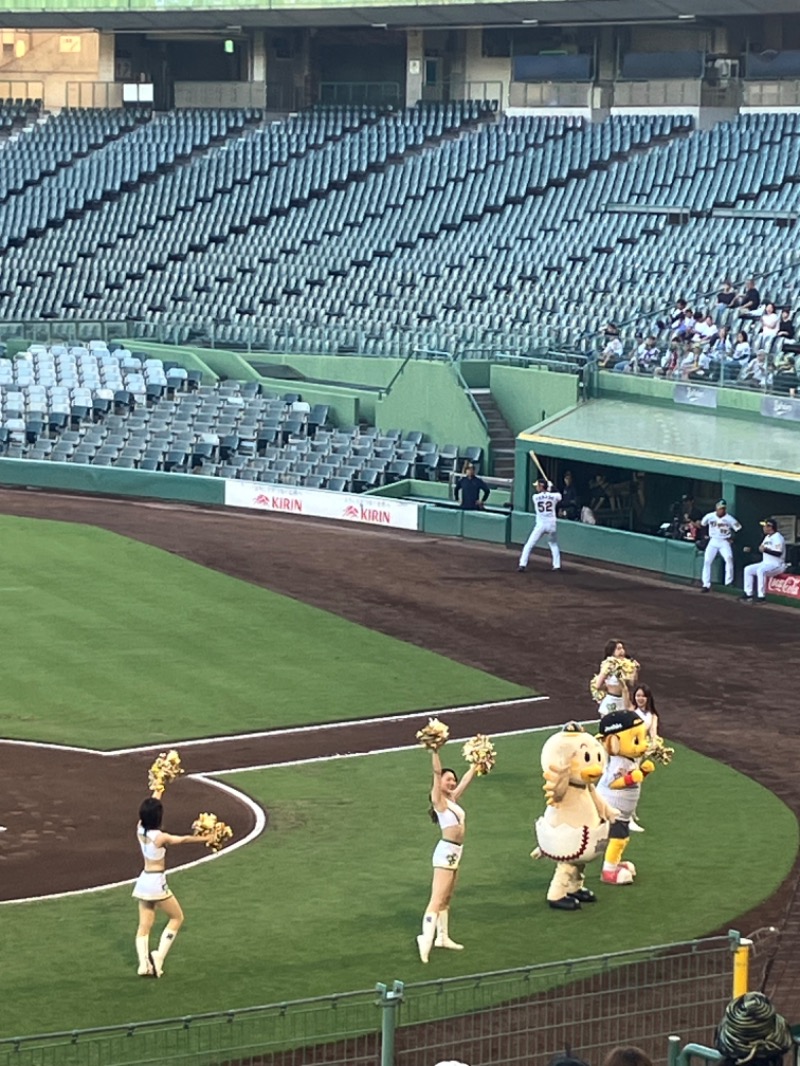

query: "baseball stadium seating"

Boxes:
[0, 342, 478, 487]
[0, 103, 799, 359]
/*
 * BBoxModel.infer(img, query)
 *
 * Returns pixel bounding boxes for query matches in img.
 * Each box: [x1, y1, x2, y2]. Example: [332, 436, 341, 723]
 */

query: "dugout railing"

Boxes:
[0, 929, 780, 1066]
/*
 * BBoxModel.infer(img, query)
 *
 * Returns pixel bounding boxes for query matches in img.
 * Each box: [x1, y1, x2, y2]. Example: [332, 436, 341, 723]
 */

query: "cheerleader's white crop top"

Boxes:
[435, 799, 465, 830]
[137, 825, 166, 862]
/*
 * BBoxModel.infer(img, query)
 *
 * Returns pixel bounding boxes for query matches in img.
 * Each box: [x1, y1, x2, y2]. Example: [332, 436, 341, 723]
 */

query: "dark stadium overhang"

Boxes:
[2, 0, 799, 32]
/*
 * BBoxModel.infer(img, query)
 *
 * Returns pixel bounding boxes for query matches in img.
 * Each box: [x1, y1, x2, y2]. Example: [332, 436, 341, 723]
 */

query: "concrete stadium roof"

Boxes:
[1, 0, 797, 32]
[520, 398, 800, 487]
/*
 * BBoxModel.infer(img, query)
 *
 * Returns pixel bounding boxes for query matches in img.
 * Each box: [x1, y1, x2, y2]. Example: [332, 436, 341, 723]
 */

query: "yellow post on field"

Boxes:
[732, 937, 752, 998]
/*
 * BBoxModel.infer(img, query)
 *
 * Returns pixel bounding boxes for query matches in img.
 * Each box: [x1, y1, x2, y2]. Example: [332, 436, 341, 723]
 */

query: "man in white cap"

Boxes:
[740, 518, 786, 603]
[700, 498, 741, 592]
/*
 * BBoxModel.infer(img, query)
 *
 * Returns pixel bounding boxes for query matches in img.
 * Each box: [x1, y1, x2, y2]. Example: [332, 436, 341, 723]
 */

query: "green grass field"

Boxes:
[0, 514, 796, 1047]
[1, 735, 795, 1038]
[0, 516, 530, 747]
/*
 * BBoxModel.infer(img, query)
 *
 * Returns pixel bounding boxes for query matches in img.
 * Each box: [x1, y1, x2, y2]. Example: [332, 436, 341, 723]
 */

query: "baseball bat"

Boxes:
[528, 449, 550, 485]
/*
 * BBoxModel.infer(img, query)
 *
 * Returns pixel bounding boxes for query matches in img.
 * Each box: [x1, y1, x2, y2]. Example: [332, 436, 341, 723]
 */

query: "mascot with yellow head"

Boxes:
[532, 722, 619, 910]
[596, 710, 655, 885]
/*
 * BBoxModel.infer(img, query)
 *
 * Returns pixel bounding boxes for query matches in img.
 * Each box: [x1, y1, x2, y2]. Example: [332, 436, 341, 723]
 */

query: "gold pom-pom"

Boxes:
[591, 657, 639, 702]
[646, 735, 675, 766]
[148, 750, 183, 795]
[191, 812, 234, 853]
[589, 675, 604, 703]
[416, 717, 449, 751]
[462, 734, 496, 775]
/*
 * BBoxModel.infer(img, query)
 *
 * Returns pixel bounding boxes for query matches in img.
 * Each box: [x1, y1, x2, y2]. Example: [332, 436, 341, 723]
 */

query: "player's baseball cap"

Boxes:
[716, 499, 727, 508]
[598, 710, 644, 737]
[535, 476, 547, 486]
[760, 517, 777, 529]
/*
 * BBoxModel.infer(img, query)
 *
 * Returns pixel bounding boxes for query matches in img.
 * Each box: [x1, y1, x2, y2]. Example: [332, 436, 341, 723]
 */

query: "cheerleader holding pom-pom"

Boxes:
[132, 750, 222, 979]
[590, 639, 640, 718]
[415, 724, 495, 964]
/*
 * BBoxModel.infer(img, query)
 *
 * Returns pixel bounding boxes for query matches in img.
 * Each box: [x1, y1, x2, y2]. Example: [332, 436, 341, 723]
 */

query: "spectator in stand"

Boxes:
[599, 332, 624, 369]
[777, 307, 795, 342]
[717, 280, 736, 308]
[657, 299, 687, 333]
[708, 325, 732, 369]
[740, 350, 771, 389]
[734, 278, 761, 317]
[688, 348, 717, 381]
[654, 344, 681, 379]
[772, 352, 797, 396]
[673, 309, 697, 343]
[558, 470, 580, 521]
[756, 301, 780, 349]
[726, 330, 752, 381]
[618, 335, 659, 374]
[679, 343, 703, 379]
[693, 312, 719, 348]
[635, 336, 660, 373]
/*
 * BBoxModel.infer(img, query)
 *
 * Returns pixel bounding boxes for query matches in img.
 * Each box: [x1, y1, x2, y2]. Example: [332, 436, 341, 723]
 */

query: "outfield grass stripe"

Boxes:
[0, 697, 551, 758]
[0, 516, 532, 747]
[107, 696, 550, 755]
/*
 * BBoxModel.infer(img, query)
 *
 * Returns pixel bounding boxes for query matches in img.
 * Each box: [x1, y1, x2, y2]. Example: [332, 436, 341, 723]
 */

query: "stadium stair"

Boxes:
[469, 389, 516, 478]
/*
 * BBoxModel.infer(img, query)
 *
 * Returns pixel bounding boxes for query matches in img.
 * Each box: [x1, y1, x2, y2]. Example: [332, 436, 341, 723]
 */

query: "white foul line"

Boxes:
[0, 775, 267, 908]
[0, 698, 576, 907]
[205, 721, 596, 776]
[0, 696, 549, 758]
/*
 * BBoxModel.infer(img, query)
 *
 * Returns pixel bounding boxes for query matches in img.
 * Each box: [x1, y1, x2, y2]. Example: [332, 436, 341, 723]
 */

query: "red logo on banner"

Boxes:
[766, 573, 800, 598]
[253, 493, 302, 513]
[341, 502, 392, 524]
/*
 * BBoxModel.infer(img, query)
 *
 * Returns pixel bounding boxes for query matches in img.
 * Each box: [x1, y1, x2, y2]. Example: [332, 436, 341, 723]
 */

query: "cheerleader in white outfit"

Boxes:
[133, 795, 212, 978]
[592, 639, 638, 718]
[416, 747, 476, 964]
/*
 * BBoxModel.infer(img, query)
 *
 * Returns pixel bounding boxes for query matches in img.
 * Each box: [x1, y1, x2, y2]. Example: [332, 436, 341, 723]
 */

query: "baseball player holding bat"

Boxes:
[740, 518, 786, 603]
[518, 476, 562, 572]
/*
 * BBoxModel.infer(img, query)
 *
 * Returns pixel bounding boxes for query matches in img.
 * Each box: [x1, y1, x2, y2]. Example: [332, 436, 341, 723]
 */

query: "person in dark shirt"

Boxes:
[557, 470, 580, 520]
[717, 280, 736, 307]
[454, 463, 490, 510]
[777, 308, 795, 340]
[734, 279, 761, 314]
[670, 494, 702, 540]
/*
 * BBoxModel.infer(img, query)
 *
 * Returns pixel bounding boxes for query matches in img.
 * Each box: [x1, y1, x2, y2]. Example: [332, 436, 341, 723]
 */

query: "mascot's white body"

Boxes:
[533, 723, 619, 909]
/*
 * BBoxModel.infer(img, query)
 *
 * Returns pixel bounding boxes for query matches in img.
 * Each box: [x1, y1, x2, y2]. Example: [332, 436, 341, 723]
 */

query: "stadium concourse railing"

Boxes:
[0, 931, 777, 1066]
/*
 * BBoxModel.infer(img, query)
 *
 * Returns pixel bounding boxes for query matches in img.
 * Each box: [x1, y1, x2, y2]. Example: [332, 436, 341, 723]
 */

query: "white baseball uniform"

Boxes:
[701, 510, 741, 588]
[743, 530, 786, 598]
[519, 489, 562, 569]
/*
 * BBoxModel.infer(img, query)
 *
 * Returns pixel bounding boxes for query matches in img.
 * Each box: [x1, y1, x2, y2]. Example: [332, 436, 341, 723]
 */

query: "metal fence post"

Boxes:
[376, 980, 404, 1066]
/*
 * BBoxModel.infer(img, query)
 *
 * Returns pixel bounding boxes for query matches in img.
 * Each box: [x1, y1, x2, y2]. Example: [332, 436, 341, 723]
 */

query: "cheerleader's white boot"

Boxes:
[434, 910, 464, 950]
[416, 912, 437, 963]
[135, 936, 153, 976]
[150, 927, 178, 978]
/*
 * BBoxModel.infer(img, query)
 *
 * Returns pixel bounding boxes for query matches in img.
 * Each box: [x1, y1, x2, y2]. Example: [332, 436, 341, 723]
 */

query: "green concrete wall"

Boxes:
[509, 511, 701, 578]
[376, 361, 490, 453]
[490, 366, 579, 436]
[0, 458, 223, 504]
[598, 373, 775, 421]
